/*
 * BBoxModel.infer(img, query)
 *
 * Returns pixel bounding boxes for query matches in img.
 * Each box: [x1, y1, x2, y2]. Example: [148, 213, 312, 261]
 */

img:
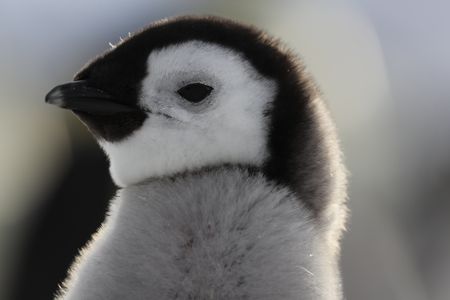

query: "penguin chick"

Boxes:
[46, 16, 347, 300]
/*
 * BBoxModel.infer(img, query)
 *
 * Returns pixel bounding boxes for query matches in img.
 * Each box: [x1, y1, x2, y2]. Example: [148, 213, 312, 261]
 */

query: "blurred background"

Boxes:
[1, 0, 449, 299]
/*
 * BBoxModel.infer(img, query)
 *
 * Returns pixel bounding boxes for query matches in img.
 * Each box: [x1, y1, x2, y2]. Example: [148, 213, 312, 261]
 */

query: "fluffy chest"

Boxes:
[61, 168, 332, 300]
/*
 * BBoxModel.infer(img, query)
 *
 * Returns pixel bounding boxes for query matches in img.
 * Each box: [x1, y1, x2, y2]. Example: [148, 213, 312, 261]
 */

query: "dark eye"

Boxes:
[177, 83, 213, 103]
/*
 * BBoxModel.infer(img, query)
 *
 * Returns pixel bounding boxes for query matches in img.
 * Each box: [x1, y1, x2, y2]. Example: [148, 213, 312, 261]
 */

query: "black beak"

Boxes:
[45, 80, 137, 115]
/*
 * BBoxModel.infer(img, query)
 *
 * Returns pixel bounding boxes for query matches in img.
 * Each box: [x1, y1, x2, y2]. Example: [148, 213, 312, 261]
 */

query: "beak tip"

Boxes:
[45, 88, 64, 107]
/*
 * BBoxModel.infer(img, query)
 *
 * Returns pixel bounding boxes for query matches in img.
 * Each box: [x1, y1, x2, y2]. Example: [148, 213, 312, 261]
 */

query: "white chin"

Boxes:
[99, 128, 267, 187]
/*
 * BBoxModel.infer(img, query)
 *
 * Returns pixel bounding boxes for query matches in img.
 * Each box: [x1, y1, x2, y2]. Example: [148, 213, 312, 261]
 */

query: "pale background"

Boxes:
[1, 0, 449, 299]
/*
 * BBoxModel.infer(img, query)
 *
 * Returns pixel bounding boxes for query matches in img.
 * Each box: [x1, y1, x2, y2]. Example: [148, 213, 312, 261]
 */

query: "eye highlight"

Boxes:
[177, 83, 213, 103]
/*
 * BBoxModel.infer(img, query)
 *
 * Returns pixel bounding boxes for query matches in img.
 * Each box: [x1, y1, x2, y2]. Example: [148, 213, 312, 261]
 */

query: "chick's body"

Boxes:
[64, 168, 336, 300]
[46, 16, 347, 300]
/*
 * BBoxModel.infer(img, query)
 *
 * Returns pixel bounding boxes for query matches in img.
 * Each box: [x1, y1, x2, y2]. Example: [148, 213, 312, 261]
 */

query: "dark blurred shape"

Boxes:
[10, 124, 116, 300]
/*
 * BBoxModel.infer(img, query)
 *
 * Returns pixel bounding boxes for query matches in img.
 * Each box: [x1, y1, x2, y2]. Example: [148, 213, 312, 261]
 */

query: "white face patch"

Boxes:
[100, 41, 277, 187]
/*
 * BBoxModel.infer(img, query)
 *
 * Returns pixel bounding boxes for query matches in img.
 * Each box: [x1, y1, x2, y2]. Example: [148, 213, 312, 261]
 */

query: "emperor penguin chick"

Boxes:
[46, 16, 347, 300]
